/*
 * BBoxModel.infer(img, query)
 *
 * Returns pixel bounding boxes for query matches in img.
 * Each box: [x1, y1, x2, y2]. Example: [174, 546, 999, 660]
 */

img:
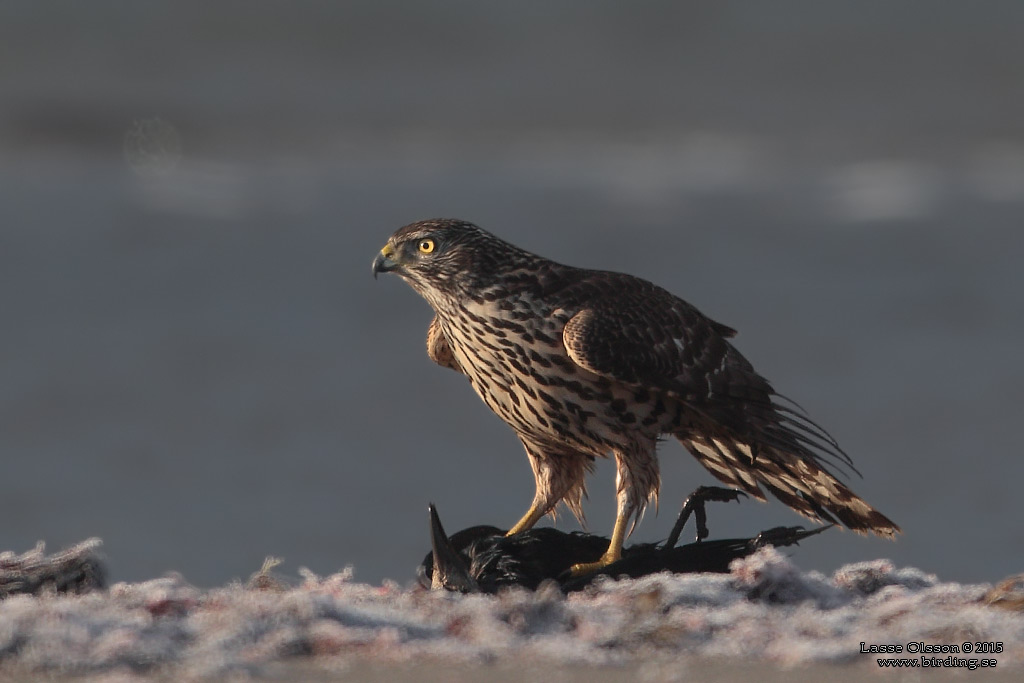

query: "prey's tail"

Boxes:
[678, 403, 899, 538]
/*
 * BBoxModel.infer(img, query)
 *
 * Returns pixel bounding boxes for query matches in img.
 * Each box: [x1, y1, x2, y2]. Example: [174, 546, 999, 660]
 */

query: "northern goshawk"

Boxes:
[373, 219, 898, 575]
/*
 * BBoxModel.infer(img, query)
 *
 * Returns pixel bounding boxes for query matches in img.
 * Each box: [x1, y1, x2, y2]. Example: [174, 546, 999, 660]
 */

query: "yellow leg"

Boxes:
[569, 509, 630, 576]
[506, 502, 545, 536]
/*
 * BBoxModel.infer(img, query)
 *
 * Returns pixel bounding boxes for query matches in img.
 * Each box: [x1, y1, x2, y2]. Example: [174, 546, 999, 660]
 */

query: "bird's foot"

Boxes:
[691, 485, 747, 505]
[663, 485, 748, 550]
[568, 550, 621, 577]
[506, 503, 544, 537]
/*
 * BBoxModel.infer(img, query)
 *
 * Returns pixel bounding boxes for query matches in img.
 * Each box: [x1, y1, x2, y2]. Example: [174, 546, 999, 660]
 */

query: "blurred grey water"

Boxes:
[1, 1, 1022, 587]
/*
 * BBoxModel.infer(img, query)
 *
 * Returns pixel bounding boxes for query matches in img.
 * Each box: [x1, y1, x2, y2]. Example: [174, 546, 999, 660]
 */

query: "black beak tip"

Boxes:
[372, 252, 397, 280]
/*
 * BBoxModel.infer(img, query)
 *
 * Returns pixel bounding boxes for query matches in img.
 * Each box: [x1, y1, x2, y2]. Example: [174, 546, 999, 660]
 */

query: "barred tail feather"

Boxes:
[680, 427, 900, 538]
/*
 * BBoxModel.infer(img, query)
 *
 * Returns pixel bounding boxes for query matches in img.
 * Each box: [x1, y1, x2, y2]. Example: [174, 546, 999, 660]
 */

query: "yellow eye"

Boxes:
[418, 238, 435, 254]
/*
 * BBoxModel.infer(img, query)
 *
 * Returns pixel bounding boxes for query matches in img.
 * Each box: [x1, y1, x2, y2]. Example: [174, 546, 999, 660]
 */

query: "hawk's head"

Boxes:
[372, 218, 514, 300]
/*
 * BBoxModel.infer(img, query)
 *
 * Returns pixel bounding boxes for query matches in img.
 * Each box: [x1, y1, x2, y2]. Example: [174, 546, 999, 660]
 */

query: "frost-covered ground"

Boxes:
[1, 544, 1021, 681]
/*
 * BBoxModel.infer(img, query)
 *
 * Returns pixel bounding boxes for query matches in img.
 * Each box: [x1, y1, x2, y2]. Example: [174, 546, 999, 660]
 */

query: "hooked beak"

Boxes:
[372, 244, 399, 279]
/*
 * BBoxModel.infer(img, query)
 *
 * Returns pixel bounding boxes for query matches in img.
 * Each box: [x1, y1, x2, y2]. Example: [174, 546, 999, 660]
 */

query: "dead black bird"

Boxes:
[420, 486, 830, 593]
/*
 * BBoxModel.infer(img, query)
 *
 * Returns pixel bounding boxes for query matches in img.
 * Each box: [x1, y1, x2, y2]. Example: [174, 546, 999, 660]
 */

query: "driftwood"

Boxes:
[0, 539, 106, 599]
[420, 486, 830, 593]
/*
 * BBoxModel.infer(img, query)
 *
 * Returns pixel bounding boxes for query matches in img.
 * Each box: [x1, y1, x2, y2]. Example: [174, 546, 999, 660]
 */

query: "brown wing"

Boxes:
[559, 273, 761, 414]
[427, 315, 463, 373]
[558, 271, 899, 538]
